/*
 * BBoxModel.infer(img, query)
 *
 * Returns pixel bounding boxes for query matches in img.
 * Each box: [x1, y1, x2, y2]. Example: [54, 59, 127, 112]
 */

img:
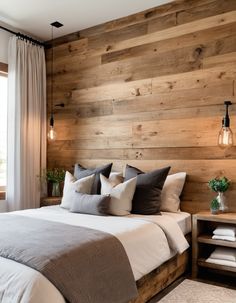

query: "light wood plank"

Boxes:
[72, 78, 152, 103]
[106, 11, 236, 53]
[177, 0, 236, 25]
[203, 51, 236, 68]
[132, 116, 236, 148]
[102, 23, 236, 64]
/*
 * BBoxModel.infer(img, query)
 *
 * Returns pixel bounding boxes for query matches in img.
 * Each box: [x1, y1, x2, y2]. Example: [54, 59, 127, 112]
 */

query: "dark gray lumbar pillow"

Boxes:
[74, 163, 113, 194]
[70, 192, 111, 216]
[124, 165, 171, 215]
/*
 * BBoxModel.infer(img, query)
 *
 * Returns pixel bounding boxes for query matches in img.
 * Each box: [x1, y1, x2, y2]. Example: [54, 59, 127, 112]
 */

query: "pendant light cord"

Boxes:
[49, 21, 63, 127]
[50, 25, 54, 126]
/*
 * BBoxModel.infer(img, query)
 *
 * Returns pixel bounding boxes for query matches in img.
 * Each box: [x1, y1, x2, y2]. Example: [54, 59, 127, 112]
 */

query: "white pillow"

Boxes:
[100, 174, 136, 216]
[60, 171, 95, 209]
[210, 247, 236, 262]
[161, 172, 186, 212]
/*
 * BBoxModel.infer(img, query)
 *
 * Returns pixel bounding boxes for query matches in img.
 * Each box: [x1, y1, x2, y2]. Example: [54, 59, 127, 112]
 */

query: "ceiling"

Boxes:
[0, 0, 172, 41]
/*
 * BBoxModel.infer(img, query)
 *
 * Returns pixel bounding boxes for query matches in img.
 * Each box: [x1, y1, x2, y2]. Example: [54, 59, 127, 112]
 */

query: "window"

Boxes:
[0, 64, 7, 193]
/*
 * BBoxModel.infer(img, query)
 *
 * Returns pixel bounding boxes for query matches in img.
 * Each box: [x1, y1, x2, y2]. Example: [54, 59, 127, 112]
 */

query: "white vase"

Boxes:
[216, 192, 228, 212]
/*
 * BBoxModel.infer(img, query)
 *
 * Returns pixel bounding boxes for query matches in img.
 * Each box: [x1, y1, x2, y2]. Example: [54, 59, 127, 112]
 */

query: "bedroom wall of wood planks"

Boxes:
[46, 0, 236, 213]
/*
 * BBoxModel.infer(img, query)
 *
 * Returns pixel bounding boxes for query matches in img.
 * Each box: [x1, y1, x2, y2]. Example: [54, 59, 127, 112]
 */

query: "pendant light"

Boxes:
[218, 101, 233, 149]
[47, 21, 63, 142]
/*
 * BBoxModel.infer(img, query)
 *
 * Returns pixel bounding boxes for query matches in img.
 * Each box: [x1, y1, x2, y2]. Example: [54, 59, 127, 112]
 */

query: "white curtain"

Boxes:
[7, 36, 47, 211]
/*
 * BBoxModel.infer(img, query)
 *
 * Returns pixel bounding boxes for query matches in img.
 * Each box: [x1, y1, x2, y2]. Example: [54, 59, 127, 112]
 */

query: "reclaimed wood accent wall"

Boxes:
[46, 0, 236, 213]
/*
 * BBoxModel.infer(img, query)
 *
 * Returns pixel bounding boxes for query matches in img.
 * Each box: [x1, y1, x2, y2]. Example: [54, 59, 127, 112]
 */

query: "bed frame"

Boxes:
[130, 234, 191, 303]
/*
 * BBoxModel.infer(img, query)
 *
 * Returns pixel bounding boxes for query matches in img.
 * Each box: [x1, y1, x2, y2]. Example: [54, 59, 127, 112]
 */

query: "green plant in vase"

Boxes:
[44, 168, 65, 197]
[210, 198, 220, 215]
[208, 176, 230, 212]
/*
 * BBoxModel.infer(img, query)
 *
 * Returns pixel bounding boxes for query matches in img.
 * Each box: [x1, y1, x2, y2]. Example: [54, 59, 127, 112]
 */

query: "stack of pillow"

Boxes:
[212, 225, 236, 242]
[60, 162, 187, 216]
[206, 226, 236, 267]
[206, 247, 236, 268]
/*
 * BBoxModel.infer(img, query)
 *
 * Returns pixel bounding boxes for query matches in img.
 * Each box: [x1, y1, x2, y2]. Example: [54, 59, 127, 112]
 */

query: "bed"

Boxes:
[0, 205, 191, 303]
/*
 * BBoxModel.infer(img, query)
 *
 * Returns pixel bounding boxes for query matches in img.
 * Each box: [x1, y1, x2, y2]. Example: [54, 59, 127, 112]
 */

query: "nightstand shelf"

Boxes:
[40, 196, 62, 207]
[198, 234, 236, 248]
[192, 211, 236, 278]
[198, 258, 236, 273]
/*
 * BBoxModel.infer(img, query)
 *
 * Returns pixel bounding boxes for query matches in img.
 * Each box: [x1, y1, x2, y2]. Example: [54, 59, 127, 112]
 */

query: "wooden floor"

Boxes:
[148, 270, 236, 302]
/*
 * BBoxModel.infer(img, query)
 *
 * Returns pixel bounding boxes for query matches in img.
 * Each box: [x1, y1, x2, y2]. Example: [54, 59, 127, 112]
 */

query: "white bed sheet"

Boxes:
[161, 211, 191, 235]
[0, 206, 190, 303]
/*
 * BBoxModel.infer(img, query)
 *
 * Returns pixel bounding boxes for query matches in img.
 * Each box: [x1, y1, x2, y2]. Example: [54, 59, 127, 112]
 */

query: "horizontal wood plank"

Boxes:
[106, 11, 236, 54]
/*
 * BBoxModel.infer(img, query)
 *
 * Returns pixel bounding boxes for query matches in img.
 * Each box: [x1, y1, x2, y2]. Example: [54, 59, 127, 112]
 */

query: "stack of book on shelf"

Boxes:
[206, 226, 236, 267]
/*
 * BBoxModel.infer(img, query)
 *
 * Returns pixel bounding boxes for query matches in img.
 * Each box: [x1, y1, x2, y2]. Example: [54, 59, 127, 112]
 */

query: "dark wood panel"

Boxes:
[0, 191, 6, 200]
[0, 62, 8, 73]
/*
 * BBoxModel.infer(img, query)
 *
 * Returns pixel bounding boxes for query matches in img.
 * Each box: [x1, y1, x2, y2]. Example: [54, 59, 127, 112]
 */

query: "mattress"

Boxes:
[0, 206, 190, 303]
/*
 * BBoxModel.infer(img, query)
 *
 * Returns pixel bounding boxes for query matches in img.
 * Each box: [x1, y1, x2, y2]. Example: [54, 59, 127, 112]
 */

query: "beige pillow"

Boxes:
[60, 171, 95, 209]
[100, 174, 136, 216]
[161, 172, 186, 212]
[109, 172, 124, 186]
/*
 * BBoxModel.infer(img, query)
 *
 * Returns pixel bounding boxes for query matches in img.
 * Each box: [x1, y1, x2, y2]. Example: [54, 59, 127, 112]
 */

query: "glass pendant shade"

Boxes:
[48, 126, 57, 141]
[218, 127, 233, 149]
[218, 101, 233, 149]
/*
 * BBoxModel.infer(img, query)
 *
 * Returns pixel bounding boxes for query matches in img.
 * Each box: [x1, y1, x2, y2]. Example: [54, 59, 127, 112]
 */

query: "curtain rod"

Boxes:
[0, 25, 45, 47]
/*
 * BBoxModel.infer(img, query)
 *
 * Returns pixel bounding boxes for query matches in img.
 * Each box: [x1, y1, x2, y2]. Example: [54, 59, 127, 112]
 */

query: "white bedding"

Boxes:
[0, 206, 190, 303]
[161, 211, 192, 235]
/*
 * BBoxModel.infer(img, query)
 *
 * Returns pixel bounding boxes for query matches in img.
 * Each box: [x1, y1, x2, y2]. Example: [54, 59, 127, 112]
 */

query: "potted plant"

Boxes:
[44, 168, 65, 197]
[208, 176, 230, 212]
[210, 198, 220, 215]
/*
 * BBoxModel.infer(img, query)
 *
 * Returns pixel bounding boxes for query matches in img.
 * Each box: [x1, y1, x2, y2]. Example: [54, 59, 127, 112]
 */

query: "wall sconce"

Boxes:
[218, 101, 233, 149]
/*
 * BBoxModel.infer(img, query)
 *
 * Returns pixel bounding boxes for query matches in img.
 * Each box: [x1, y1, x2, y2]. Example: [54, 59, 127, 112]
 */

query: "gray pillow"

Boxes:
[70, 192, 111, 216]
[74, 163, 112, 194]
[124, 165, 170, 215]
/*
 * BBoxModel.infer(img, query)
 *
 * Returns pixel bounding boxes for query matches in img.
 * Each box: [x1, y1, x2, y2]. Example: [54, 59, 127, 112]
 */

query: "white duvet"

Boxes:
[0, 206, 189, 303]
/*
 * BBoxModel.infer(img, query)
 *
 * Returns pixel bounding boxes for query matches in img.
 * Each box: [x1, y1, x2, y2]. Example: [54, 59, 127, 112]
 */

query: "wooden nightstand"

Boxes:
[40, 196, 62, 207]
[192, 211, 236, 278]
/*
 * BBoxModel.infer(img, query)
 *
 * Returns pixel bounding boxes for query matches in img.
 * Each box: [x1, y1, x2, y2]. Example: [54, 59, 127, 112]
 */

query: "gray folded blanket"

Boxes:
[0, 214, 138, 303]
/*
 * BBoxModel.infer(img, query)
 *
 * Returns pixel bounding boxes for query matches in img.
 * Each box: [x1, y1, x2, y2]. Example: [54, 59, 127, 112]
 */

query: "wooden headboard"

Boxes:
[47, 0, 236, 214]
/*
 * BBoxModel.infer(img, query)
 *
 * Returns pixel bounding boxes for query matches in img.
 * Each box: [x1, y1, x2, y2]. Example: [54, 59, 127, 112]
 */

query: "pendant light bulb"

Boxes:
[48, 126, 57, 141]
[48, 115, 57, 141]
[218, 127, 233, 149]
[218, 101, 233, 149]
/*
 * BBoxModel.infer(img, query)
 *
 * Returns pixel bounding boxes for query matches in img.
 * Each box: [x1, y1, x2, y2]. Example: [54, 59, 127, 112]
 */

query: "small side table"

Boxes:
[40, 196, 62, 207]
[192, 211, 236, 278]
